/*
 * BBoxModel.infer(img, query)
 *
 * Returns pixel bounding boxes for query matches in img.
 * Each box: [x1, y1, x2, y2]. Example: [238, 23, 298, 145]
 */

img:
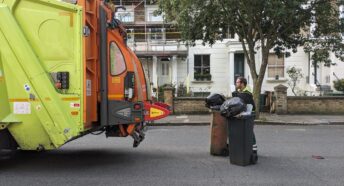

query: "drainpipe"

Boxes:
[314, 61, 317, 85]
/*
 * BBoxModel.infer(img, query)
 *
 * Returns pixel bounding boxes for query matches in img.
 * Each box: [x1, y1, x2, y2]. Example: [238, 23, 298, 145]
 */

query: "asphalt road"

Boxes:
[1, 125, 344, 186]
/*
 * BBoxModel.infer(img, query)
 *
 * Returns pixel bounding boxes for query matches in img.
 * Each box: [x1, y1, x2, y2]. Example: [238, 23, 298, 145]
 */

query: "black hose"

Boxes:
[90, 130, 105, 135]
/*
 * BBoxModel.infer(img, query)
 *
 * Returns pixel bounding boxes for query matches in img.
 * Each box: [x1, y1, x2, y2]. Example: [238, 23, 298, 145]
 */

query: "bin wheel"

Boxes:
[250, 152, 258, 164]
[221, 148, 229, 157]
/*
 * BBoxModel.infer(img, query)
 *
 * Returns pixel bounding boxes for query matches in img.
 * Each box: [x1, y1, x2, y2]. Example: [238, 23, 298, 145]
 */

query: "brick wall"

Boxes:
[173, 97, 209, 114]
[287, 97, 344, 114]
[174, 96, 344, 115]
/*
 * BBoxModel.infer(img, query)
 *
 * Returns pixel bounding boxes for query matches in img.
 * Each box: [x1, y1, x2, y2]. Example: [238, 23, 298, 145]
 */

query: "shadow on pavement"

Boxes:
[0, 149, 166, 172]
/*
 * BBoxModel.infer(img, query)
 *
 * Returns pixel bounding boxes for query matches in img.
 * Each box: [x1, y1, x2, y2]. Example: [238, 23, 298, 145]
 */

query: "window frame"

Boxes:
[115, 11, 134, 23]
[194, 54, 211, 81]
[149, 28, 165, 41]
[126, 29, 134, 43]
[147, 10, 163, 22]
[161, 62, 170, 76]
[267, 53, 285, 79]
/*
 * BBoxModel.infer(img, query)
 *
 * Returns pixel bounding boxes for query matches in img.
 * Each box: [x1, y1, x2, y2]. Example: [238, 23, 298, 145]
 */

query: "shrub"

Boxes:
[333, 79, 344, 93]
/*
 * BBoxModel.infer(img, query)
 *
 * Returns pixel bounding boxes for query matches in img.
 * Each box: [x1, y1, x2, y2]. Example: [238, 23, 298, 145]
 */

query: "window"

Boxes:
[221, 27, 235, 39]
[115, 11, 134, 23]
[134, 28, 145, 42]
[268, 54, 285, 79]
[325, 75, 330, 83]
[165, 28, 181, 40]
[110, 42, 126, 76]
[149, 28, 164, 41]
[194, 55, 211, 80]
[126, 29, 134, 43]
[148, 11, 163, 22]
[161, 63, 170, 76]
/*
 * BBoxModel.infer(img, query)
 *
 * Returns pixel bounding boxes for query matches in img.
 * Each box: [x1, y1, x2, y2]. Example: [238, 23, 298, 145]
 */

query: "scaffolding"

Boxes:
[114, 0, 184, 54]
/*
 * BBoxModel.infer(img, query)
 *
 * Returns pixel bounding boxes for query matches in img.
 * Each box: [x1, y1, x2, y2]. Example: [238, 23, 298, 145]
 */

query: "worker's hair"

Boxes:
[237, 76, 247, 86]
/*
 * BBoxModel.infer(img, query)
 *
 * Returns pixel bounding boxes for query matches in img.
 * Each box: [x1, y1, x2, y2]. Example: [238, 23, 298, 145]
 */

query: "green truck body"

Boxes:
[0, 0, 85, 150]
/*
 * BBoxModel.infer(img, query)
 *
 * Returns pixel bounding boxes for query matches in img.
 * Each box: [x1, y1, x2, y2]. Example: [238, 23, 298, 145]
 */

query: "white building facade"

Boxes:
[187, 39, 344, 97]
[116, 1, 344, 97]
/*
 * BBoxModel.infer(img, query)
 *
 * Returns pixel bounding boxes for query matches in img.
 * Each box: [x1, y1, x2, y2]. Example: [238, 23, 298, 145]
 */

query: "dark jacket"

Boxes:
[232, 89, 256, 111]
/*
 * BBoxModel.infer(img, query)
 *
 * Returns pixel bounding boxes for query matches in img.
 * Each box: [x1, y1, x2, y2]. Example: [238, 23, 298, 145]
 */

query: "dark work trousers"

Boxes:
[252, 113, 257, 152]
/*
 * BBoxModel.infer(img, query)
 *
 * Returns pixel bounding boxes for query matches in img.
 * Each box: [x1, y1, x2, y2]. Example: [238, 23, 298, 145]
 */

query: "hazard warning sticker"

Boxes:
[13, 102, 31, 114]
[70, 103, 80, 108]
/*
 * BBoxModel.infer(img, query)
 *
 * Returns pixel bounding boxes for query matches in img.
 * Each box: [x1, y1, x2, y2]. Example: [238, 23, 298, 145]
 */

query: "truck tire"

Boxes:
[0, 129, 18, 150]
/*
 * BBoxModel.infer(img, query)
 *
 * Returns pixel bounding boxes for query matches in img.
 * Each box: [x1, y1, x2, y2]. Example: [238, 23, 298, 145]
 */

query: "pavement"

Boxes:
[2, 125, 344, 185]
[150, 113, 344, 126]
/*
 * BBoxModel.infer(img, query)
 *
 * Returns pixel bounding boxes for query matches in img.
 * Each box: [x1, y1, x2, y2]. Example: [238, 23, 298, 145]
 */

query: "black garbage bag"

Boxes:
[220, 97, 247, 118]
[232, 91, 256, 111]
[205, 93, 226, 109]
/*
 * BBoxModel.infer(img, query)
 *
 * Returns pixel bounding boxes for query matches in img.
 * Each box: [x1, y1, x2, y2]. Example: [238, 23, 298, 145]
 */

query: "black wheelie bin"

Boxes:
[220, 97, 257, 166]
[227, 114, 257, 166]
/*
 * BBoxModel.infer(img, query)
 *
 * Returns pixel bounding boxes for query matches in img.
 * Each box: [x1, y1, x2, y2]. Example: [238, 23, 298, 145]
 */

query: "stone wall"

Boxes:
[173, 97, 209, 114]
[287, 96, 344, 114]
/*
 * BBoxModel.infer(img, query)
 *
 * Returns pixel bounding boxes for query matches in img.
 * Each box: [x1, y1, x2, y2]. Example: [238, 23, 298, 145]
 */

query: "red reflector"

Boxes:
[134, 104, 141, 110]
[134, 117, 141, 122]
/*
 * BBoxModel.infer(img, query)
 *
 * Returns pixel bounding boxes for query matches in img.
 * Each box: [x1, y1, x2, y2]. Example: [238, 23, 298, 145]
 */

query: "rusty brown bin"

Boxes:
[210, 111, 229, 156]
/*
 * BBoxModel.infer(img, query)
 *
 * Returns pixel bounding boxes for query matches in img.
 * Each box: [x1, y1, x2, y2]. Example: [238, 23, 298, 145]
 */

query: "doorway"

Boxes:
[158, 57, 172, 86]
[234, 53, 245, 84]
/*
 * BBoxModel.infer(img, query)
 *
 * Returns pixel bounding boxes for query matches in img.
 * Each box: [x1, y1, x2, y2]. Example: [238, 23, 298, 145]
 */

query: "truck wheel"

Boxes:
[0, 149, 17, 159]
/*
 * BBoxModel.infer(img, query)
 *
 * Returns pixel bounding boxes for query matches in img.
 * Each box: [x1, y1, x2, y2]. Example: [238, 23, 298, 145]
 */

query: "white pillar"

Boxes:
[172, 56, 178, 85]
[172, 56, 178, 96]
[152, 56, 158, 89]
[228, 52, 235, 96]
[309, 57, 315, 86]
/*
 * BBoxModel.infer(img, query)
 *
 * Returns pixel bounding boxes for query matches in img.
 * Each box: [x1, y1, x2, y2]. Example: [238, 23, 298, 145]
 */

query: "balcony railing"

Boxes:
[127, 39, 188, 55]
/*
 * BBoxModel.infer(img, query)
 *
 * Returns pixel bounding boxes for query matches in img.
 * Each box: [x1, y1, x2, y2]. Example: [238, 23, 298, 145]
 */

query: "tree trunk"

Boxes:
[253, 79, 263, 119]
[253, 46, 270, 119]
[291, 87, 297, 96]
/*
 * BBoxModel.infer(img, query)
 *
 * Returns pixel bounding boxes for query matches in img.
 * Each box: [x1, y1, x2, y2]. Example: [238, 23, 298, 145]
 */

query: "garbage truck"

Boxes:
[0, 0, 170, 151]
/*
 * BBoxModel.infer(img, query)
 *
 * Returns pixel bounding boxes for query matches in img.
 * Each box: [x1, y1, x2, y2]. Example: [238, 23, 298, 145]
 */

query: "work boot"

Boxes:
[251, 144, 258, 164]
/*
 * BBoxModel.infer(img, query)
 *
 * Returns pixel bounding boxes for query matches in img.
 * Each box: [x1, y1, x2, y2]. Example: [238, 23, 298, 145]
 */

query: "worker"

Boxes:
[233, 76, 258, 155]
